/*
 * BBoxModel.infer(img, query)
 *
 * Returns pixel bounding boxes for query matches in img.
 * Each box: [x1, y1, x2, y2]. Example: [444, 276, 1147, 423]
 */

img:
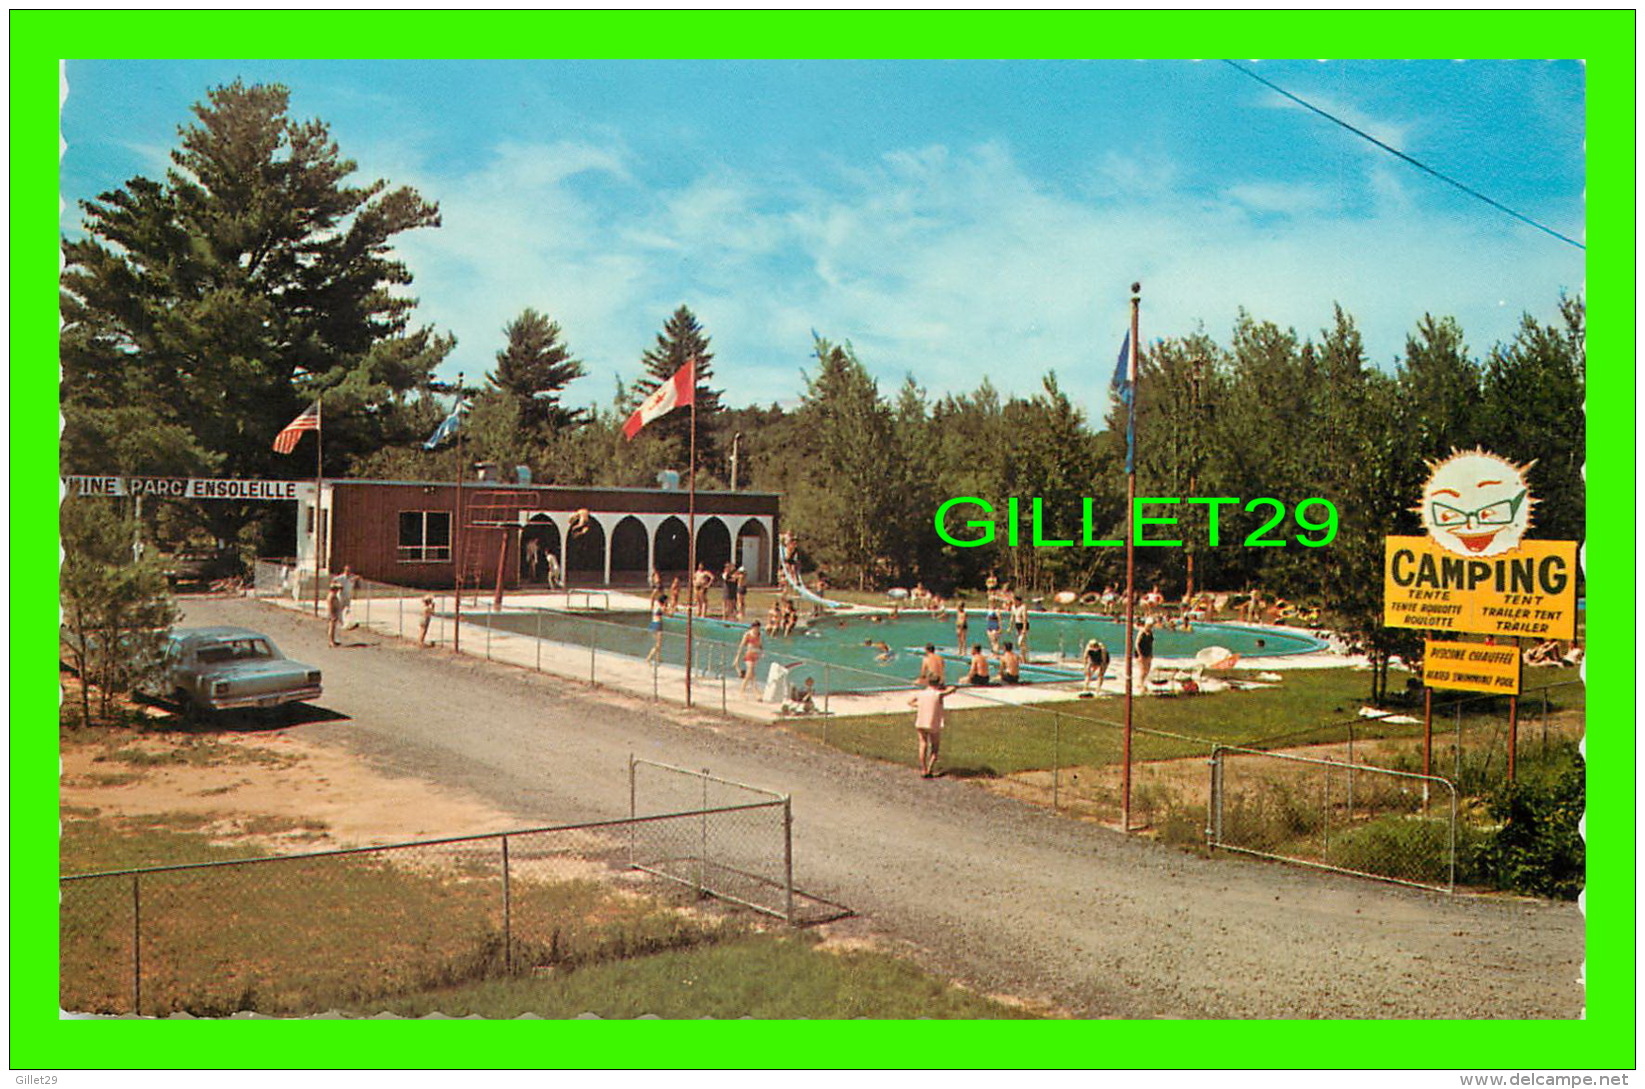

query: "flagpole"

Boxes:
[313, 398, 323, 617]
[453, 373, 465, 654]
[1122, 283, 1140, 833]
[685, 358, 697, 708]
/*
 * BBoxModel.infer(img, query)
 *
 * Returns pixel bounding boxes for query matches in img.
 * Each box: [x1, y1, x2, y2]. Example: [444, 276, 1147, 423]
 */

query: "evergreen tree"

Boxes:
[487, 308, 588, 440]
[60, 497, 179, 724]
[60, 80, 449, 548]
[627, 306, 724, 477]
[1478, 297, 1585, 549]
[789, 336, 897, 588]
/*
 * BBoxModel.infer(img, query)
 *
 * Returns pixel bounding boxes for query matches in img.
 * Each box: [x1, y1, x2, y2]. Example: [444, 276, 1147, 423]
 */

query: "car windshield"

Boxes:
[194, 638, 274, 664]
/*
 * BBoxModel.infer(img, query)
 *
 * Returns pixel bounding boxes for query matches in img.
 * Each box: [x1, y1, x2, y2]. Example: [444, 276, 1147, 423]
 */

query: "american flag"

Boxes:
[272, 401, 321, 454]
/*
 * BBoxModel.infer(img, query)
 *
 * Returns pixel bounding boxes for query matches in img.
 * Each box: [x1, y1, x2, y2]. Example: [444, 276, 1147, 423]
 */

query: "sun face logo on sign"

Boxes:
[1384, 447, 1577, 642]
[1416, 449, 1536, 558]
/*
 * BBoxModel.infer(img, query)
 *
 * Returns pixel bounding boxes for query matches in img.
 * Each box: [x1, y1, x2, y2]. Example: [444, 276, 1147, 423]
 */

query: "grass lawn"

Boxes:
[369, 932, 1035, 1019]
[792, 666, 1583, 778]
[59, 816, 1031, 1018]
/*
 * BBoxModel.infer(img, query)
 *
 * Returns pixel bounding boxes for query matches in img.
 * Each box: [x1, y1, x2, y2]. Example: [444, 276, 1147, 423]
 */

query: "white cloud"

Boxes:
[373, 125, 1582, 424]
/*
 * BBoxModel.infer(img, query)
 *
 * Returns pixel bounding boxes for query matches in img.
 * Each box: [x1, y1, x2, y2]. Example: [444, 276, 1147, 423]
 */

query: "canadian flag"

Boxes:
[622, 359, 695, 440]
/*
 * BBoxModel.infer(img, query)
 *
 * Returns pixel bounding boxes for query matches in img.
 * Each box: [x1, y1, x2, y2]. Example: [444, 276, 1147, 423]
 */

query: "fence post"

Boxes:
[720, 654, 727, 716]
[364, 580, 372, 627]
[783, 796, 796, 925]
[698, 768, 710, 899]
[627, 755, 637, 866]
[1321, 759, 1331, 860]
[131, 873, 142, 1016]
[1052, 712, 1061, 814]
[397, 593, 404, 639]
[501, 835, 513, 975]
[1454, 702, 1463, 783]
[1447, 782, 1459, 894]
[1206, 747, 1222, 850]
[1346, 719, 1356, 820]
[485, 602, 493, 660]
[823, 664, 831, 717]
[588, 619, 596, 687]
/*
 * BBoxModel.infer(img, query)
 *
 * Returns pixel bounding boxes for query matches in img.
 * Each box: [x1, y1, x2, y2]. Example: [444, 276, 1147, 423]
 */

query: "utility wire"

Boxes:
[1222, 60, 1584, 251]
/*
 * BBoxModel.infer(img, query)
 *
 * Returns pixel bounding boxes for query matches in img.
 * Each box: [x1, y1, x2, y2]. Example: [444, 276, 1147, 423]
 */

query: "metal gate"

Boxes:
[1207, 745, 1460, 893]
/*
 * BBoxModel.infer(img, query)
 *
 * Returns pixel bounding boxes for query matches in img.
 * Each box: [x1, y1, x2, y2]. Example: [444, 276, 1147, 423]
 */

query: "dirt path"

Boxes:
[170, 595, 1584, 1018]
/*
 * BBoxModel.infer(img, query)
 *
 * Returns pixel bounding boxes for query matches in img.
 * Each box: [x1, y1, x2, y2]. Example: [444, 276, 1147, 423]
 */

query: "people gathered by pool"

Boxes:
[967, 644, 993, 686]
[999, 641, 1023, 685]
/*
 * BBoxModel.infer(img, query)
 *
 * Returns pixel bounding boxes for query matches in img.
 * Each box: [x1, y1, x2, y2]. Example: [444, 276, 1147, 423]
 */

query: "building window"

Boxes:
[398, 510, 452, 563]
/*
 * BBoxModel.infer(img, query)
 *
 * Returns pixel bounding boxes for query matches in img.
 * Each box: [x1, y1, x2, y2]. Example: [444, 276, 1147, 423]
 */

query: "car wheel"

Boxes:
[174, 689, 201, 725]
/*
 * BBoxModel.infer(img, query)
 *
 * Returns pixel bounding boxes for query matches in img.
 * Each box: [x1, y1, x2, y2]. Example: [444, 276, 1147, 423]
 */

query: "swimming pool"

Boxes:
[470, 607, 1327, 693]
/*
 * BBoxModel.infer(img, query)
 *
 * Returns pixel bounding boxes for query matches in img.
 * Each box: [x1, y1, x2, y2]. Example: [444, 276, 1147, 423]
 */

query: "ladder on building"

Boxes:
[458, 489, 538, 607]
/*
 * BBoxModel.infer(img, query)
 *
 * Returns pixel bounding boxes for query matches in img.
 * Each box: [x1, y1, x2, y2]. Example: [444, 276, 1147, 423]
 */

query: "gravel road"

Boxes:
[185, 595, 1584, 1018]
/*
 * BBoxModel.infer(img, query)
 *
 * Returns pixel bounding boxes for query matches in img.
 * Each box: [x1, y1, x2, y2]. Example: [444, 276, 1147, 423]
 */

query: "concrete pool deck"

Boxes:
[263, 585, 1366, 724]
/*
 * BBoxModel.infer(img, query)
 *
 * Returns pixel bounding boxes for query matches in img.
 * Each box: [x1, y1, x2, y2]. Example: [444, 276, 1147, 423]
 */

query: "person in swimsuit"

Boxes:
[1135, 622, 1156, 686]
[645, 592, 666, 665]
[1082, 638, 1111, 692]
[954, 602, 969, 654]
[737, 621, 764, 696]
[721, 562, 738, 619]
[984, 608, 1002, 653]
[967, 644, 993, 686]
[1010, 596, 1031, 660]
[999, 642, 1022, 685]
[918, 644, 944, 686]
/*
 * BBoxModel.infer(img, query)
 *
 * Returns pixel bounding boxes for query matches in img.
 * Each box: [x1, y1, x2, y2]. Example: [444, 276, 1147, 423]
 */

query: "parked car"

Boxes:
[154, 626, 322, 718]
[162, 548, 243, 590]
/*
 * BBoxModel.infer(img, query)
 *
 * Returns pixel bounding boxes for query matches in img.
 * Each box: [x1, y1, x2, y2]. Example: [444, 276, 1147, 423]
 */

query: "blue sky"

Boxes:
[60, 58, 1586, 417]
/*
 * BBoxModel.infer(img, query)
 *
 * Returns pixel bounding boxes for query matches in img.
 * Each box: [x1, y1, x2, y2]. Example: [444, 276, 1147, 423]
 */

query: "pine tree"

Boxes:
[790, 336, 896, 588]
[628, 306, 723, 477]
[487, 308, 588, 440]
[60, 80, 449, 547]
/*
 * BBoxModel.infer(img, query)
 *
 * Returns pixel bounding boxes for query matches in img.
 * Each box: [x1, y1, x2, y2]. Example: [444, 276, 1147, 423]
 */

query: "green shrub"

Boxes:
[1473, 757, 1585, 900]
[1326, 815, 1486, 887]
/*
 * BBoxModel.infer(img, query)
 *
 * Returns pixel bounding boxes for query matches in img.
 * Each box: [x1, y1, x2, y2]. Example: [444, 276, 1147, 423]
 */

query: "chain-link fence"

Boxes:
[1207, 745, 1460, 892]
[62, 773, 843, 1017]
[628, 758, 800, 923]
[1233, 680, 1584, 791]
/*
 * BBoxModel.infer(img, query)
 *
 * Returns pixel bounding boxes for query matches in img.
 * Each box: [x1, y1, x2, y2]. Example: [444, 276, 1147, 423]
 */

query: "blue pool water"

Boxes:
[475, 607, 1327, 693]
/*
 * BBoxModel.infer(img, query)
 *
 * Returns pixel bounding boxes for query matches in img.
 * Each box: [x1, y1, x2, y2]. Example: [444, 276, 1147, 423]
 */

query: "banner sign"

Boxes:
[64, 476, 302, 501]
[1383, 535, 1578, 640]
[1423, 639, 1522, 696]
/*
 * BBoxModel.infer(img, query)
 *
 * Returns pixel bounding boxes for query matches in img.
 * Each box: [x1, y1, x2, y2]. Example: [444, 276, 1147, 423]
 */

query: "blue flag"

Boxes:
[1110, 333, 1135, 473]
[423, 399, 471, 450]
[1110, 331, 1132, 405]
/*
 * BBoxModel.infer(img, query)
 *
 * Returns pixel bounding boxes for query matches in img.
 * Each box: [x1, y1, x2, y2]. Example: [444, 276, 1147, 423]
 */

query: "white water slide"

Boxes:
[777, 542, 848, 609]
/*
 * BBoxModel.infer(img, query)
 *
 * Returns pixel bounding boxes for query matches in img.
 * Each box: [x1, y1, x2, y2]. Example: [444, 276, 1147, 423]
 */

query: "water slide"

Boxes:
[777, 541, 848, 610]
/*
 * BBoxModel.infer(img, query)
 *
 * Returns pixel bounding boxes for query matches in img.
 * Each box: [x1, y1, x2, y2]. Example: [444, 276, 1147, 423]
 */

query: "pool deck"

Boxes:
[265, 587, 1363, 724]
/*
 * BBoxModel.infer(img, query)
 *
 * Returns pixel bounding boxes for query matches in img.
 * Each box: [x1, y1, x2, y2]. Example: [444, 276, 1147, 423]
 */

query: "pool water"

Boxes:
[472, 607, 1327, 693]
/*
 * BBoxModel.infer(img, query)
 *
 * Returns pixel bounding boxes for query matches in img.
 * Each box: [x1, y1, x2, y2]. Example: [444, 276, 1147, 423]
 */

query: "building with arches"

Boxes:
[299, 479, 779, 592]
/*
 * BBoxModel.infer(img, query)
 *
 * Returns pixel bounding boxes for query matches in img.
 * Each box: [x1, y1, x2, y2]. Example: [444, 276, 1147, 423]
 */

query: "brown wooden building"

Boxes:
[297, 479, 780, 592]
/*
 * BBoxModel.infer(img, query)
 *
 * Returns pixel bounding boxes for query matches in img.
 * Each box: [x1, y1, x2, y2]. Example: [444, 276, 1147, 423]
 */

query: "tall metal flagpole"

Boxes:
[685, 358, 698, 708]
[313, 398, 323, 617]
[452, 373, 465, 654]
[1122, 283, 1140, 833]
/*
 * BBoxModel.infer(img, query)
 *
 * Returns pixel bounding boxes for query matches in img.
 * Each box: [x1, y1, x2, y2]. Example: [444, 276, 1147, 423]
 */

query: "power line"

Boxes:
[1222, 59, 1584, 251]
